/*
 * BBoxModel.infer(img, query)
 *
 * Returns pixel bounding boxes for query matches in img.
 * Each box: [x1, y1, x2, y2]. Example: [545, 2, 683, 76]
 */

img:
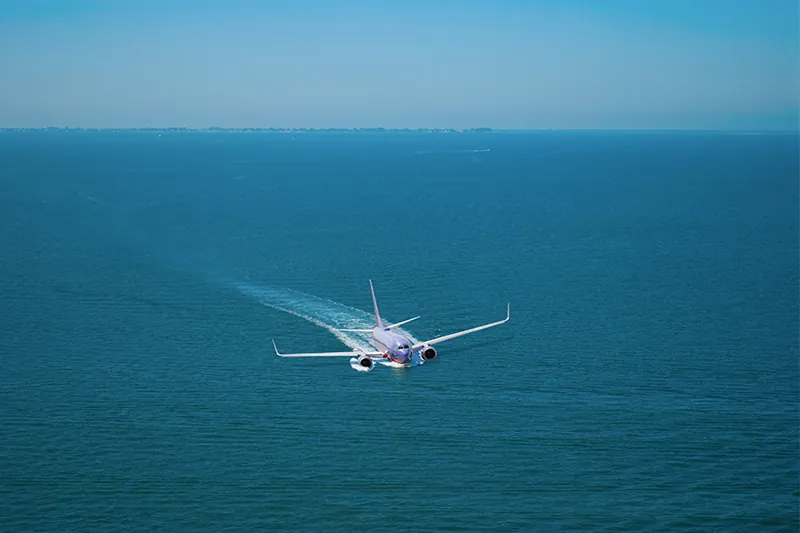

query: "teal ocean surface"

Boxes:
[1, 131, 797, 531]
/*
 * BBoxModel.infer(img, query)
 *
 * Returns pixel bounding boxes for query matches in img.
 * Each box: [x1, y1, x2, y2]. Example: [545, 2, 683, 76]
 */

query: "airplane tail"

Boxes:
[369, 280, 385, 329]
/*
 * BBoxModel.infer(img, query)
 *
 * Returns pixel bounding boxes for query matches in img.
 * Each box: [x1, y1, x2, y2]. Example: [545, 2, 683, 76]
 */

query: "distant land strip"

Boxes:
[0, 127, 494, 133]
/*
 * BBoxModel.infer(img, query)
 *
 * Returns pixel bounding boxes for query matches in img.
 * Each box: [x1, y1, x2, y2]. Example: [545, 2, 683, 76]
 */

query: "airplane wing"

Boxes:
[411, 304, 509, 351]
[272, 339, 384, 358]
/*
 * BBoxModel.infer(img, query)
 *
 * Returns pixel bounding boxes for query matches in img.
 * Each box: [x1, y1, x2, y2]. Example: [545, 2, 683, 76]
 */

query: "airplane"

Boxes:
[272, 280, 509, 371]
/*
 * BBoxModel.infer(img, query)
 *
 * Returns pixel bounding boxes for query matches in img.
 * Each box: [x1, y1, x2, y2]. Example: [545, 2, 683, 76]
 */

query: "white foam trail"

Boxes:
[413, 148, 490, 155]
[231, 281, 420, 354]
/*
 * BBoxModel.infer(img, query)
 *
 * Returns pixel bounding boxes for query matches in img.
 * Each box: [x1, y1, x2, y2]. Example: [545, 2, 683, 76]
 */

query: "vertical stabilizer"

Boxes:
[369, 280, 385, 329]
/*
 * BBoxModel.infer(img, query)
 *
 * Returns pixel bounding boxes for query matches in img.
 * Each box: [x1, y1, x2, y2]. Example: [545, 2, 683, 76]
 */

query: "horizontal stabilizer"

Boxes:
[386, 316, 420, 330]
[339, 316, 420, 332]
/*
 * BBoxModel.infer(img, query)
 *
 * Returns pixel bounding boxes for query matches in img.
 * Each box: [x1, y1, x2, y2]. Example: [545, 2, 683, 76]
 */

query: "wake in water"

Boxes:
[413, 148, 491, 155]
[231, 281, 422, 364]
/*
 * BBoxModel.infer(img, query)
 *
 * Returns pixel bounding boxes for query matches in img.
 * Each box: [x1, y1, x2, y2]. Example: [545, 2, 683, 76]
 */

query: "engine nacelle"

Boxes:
[350, 354, 375, 372]
[420, 345, 438, 361]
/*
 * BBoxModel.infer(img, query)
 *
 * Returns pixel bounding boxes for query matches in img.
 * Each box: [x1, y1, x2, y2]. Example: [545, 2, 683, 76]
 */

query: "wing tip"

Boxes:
[272, 338, 281, 356]
[506, 303, 510, 321]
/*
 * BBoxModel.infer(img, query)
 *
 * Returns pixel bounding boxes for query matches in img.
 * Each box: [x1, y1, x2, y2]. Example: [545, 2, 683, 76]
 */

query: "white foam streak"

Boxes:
[231, 281, 419, 354]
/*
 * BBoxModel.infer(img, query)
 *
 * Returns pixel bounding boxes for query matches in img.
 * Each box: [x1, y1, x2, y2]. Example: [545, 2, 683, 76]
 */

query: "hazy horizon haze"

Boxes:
[0, 0, 797, 130]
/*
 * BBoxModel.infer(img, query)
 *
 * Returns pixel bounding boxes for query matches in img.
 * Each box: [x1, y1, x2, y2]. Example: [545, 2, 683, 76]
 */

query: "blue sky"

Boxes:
[0, 0, 797, 129]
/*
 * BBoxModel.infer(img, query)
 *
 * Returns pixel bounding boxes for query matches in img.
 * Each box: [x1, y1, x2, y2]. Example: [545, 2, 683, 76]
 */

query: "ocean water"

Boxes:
[0, 130, 797, 532]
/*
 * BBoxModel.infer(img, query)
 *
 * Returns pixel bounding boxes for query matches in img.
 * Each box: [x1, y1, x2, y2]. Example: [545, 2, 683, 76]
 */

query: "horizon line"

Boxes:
[1, 126, 797, 133]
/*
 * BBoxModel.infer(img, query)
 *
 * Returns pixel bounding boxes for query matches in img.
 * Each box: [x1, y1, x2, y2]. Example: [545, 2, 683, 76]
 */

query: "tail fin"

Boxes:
[369, 279, 385, 329]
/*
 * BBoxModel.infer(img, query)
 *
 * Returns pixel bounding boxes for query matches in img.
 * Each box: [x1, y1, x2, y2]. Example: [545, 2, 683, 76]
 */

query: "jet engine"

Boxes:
[350, 354, 375, 372]
[420, 345, 438, 361]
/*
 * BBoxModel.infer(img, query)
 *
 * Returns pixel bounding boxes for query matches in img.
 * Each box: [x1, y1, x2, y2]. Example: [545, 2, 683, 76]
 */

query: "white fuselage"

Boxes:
[371, 327, 413, 364]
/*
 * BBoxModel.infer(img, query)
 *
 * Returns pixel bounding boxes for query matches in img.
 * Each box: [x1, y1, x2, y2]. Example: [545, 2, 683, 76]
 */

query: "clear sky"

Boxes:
[0, 0, 797, 130]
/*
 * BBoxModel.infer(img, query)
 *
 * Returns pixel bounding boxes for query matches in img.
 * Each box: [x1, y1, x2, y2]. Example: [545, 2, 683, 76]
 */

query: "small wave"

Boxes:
[414, 148, 490, 155]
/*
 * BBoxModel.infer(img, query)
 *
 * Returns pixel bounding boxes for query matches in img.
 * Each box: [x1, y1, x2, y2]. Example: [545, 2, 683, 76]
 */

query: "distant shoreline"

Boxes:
[1, 127, 795, 134]
[0, 127, 494, 134]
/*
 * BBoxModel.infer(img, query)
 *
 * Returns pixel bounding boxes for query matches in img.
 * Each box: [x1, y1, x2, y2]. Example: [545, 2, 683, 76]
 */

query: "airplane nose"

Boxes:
[392, 349, 411, 364]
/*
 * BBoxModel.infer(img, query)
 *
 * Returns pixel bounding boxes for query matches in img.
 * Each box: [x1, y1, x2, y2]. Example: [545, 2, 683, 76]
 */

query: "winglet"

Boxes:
[272, 339, 281, 356]
[506, 303, 510, 322]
